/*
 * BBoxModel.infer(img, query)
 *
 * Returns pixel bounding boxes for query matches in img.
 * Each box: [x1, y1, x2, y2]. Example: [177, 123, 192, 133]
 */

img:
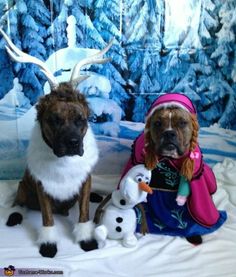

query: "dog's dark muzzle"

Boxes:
[160, 130, 183, 156]
[53, 135, 85, 158]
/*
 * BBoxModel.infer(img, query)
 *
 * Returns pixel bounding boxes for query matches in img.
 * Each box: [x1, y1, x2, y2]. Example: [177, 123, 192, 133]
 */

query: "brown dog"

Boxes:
[121, 93, 225, 245]
[8, 83, 99, 257]
[0, 28, 112, 257]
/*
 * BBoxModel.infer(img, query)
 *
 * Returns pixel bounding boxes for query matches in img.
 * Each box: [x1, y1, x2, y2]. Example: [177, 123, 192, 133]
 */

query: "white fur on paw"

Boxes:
[122, 233, 138, 248]
[37, 226, 58, 245]
[73, 220, 95, 243]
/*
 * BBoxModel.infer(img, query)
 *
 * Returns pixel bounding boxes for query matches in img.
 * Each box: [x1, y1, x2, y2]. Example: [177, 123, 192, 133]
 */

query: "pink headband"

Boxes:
[146, 93, 196, 120]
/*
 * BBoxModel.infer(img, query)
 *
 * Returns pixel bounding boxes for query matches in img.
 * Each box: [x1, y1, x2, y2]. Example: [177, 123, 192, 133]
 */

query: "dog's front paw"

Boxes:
[74, 221, 98, 251]
[37, 226, 58, 257]
[39, 242, 57, 258]
[80, 239, 98, 251]
[6, 212, 23, 226]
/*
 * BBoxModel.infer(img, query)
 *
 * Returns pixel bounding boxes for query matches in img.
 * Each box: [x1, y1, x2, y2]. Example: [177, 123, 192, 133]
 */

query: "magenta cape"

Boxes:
[121, 132, 220, 227]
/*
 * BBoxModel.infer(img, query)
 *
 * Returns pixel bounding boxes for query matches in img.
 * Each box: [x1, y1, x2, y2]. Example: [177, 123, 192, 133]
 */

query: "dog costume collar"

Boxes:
[146, 93, 196, 119]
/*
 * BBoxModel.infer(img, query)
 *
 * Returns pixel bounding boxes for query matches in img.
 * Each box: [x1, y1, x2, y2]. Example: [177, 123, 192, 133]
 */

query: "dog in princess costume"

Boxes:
[121, 93, 227, 245]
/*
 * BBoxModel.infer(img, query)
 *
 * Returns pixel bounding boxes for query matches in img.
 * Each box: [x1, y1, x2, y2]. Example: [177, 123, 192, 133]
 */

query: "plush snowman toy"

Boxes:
[94, 164, 152, 248]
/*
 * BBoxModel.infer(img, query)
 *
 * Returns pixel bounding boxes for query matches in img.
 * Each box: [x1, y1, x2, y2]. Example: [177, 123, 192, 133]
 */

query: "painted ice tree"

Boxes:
[47, 0, 92, 51]
[0, 0, 51, 104]
[123, 0, 163, 122]
[159, 0, 236, 129]
[170, 0, 219, 126]
[0, 78, 32, 119]
[0, 1, 16, 98]
[161, 0, 202, 97]
[209, 0, 236, 129]
[91, 0, 129, 115]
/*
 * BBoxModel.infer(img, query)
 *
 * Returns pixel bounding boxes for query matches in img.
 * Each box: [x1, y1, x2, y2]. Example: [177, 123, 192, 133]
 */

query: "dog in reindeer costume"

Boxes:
[121, 93, 227, 245]
[0, 27, 112, 257]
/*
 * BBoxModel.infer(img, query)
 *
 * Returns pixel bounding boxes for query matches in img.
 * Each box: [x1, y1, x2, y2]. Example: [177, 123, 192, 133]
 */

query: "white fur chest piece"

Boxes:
[27, 122, 99, 201]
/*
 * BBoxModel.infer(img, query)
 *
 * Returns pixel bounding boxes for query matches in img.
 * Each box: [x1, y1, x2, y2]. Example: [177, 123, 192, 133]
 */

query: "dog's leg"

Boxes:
[6, 180, 26, 226]
[36, 183, 58, 258]
[73, 175, 98, 251]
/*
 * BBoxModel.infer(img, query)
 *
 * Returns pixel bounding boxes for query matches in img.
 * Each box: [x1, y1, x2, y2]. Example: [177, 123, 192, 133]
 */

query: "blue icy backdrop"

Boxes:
[0, 0, 236, 127]
[0, 0, 236, 179]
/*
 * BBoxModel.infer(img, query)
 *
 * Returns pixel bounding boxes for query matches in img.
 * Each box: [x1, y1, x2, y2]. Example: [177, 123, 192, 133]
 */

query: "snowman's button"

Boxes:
[116, 226, 122, 232]
[120, 199, 126, 205]
[116, 217, 123, 223]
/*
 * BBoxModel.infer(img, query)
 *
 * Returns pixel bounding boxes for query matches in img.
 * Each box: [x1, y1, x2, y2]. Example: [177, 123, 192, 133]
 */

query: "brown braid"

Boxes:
[180, 114, 199, 181]
[144, 118, 158, 170]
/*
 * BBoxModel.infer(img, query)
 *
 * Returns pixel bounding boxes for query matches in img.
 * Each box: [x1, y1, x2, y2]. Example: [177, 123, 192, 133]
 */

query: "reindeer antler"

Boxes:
[0, 27, 113, 90]
[0, 28, 59, 89]
[70, 38, 114, 88]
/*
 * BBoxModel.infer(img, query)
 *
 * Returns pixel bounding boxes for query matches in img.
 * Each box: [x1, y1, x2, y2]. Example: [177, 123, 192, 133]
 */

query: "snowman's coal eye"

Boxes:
[135, 175, 143, 182]
[146, 181, 149, 184]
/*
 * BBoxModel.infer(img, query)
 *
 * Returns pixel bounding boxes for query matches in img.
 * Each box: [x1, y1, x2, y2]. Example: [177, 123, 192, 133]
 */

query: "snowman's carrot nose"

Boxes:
[139, 182, 153, 194]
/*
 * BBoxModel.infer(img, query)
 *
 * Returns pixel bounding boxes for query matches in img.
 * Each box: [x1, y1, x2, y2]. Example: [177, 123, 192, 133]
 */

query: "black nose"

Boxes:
[163, 130, 177, 141]
[69, 138, 80, 146]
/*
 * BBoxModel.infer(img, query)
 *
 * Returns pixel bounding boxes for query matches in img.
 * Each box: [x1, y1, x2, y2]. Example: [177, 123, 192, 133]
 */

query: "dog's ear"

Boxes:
[144, 117, 158, 170]
[36, 95, 51, 122]
[180, 114, 199, 181]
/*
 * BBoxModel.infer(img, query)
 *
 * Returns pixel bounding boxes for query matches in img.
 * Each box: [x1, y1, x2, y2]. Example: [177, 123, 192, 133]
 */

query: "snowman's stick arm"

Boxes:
[93, 193, 112, 224]
[135, 203, 149, 235]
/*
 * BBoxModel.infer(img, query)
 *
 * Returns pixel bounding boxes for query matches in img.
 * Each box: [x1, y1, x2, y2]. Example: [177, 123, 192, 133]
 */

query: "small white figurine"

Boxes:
[94, 164, 152, 248]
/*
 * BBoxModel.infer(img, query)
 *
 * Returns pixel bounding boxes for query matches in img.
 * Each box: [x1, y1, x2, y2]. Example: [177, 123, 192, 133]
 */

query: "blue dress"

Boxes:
[135, 159, 227, 237]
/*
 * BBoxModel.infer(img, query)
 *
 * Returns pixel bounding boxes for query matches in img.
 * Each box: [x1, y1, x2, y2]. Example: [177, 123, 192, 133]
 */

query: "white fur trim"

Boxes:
[37, 226, 58, 244]
[73, 220, 95, 242]
[146, 101, 190, 121]
[7, 206, 26, 217]
[27, 122, 99, 201]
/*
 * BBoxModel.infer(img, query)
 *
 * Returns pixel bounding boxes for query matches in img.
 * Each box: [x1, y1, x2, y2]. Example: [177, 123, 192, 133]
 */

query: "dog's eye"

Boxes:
[178, 120, 188, 128]
[154, 120, 162, 128]
[74, 118, 86, 127]
[48, 114, 64, 125]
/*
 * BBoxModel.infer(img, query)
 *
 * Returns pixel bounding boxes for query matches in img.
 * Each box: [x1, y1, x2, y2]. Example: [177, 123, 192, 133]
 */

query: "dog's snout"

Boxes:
[163, 130, 177, 141]
[69, 138, 80, 146]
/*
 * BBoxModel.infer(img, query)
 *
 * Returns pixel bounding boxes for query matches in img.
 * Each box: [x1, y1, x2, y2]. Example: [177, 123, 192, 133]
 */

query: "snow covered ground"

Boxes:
[0, 121, 236, 277]
[0, 92, 235, 277]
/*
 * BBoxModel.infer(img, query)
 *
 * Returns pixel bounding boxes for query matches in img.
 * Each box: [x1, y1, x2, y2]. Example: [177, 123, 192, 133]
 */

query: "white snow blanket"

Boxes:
[0, 122, 236, 277]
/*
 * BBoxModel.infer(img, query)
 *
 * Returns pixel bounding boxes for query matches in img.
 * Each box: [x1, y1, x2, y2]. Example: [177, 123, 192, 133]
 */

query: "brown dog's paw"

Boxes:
[39, 242, 57, 258]
[6, 212, 23, 226]
[80, 239, 98, 251]
[186, 235, 202, 245]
